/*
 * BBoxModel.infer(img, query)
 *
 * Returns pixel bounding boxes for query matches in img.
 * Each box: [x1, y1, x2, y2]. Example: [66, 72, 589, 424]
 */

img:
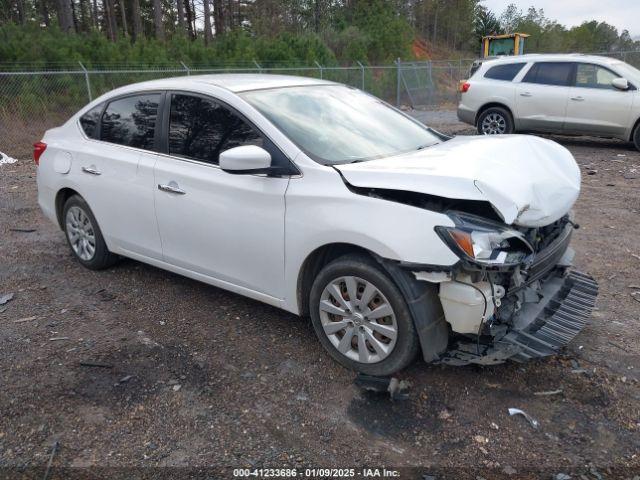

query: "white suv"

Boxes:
[458, 54, 640, 150]
[36, 74, 598, 375]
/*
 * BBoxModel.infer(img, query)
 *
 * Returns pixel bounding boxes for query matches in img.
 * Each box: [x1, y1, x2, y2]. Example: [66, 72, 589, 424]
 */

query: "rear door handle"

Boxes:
[571, 96, 585, 101]
[81, 165, 101, 175]
[158, 182, 186, 195]
[520, 92, 532, 97]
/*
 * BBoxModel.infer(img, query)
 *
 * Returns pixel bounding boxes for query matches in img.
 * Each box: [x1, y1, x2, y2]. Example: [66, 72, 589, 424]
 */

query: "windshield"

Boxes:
[241, 85, 440, 165]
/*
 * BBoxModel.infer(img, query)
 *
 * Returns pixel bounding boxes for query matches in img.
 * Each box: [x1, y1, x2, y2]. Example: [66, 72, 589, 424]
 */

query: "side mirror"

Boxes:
[219, 145, 272, 174]
[612, 78, 629, 91]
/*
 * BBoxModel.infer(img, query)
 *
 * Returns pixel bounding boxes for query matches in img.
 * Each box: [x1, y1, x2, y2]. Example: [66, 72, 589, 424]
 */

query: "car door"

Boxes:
[564, 62, 634, 137]
[77, 92, 163, 259]
[153, 92, 290, 299]
[515, 62, 574, 132]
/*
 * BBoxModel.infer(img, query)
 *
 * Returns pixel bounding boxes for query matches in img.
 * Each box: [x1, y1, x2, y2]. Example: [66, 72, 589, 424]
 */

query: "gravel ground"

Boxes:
[1, 114, 639, 479]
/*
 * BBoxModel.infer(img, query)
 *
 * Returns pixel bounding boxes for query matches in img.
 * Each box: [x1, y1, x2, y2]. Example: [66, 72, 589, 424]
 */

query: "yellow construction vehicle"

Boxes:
[466, 33, 530, 78]
[481, 33, 530, 58]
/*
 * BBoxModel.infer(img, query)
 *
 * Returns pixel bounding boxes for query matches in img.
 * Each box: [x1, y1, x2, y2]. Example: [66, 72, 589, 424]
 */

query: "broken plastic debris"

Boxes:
[0, 152, 18, 166]
[0, 293, 14, 305]
[533, 389, 563, 396]
[508, 407, 540, 429]
[354, 373, 410, 400]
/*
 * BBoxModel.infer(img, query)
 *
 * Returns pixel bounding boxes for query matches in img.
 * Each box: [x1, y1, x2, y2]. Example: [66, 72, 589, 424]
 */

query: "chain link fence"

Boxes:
[1, 51, 639, 158]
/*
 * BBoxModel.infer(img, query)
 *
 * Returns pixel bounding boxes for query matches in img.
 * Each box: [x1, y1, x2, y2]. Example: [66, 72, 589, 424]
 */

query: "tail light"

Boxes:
[33, 141, 47, 165]
[460, 82, 471, 93]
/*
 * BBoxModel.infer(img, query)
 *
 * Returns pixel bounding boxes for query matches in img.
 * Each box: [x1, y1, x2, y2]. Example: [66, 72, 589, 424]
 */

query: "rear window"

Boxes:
[79, 103, 104, 139]
[484, 63, 526, 81]
[100, 94, 160, 150]
[522, 62, 574, 86]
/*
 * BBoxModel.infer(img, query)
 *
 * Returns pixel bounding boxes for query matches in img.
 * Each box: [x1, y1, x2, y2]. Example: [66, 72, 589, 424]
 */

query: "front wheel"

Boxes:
[309, 255, 419, 376]
[633, 124, 640, 152]
[477, 107, 514, 135]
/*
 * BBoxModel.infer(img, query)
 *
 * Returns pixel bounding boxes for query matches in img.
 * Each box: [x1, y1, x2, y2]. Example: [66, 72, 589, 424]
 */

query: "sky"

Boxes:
[481, 0, 640, 37]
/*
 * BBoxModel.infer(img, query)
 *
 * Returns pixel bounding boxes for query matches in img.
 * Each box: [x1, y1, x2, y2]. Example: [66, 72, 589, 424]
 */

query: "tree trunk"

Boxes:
[213, 0, 224, 36]
[202, 0, 212, 45]
[152, 0, 164, 40]
[131, 0, 142, 40]
[120, 0, 128, 37]
[16, 0, 26, 25]
[176, 0, 186, 35]
[184, 0, 194, 39]
[41, 0, 50, 27]
[103, 0, 117, 41]
[56, 0, 75, 32]
[190, 0, 197, 36]
[91, 0, 98, 28]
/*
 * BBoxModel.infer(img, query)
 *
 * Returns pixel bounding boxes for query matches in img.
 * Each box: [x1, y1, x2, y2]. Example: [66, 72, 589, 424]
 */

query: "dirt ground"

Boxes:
[1, 116, 639, 480]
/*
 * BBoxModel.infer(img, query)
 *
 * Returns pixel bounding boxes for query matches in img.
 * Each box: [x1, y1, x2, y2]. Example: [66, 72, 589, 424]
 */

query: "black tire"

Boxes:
[62, 195, 118, 270]
[309, 254, 419, 376]
[633, 123, 640, 152]
[476, 106, 514, 135]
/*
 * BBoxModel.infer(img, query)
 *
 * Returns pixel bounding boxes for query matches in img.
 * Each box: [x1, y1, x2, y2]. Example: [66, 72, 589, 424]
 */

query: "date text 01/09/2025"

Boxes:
[232, 468, 401, 478]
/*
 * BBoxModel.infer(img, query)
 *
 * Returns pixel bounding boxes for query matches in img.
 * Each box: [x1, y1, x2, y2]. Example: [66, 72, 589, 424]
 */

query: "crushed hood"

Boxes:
[335, 135, 581, 227]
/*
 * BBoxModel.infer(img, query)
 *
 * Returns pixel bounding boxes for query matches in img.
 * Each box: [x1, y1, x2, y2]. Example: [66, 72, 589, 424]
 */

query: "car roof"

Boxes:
[106, 74, 335, 95]
[482, 53, 621, 66]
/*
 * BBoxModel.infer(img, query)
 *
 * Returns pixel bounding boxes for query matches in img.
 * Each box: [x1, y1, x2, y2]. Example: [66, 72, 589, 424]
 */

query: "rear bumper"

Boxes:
[439, 268, 598, 365]
[457, 105, 476, 126]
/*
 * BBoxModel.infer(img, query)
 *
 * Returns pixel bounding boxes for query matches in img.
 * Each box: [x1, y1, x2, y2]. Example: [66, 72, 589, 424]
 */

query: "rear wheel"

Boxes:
[62, 195, 118, 270]
[477, 106, 514, 135]
[309, 254, 419, 376]
[633, 123, 640, 152]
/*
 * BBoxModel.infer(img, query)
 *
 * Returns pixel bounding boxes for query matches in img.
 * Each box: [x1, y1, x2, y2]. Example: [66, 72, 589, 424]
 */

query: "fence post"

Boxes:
[395, 58, 401, 107]
[180, 61, 190, 76]
[78, 62, 92, 102]
[315, 61, 323, 79]
[253, 60, 263, 73]
[356, 61, 365, 90]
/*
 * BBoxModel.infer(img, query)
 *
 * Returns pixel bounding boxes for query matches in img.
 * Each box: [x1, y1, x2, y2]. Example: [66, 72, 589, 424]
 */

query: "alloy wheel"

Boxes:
[481, 112, 507, 134]
[319, 276, 398, 364]
[65, 205, 96, 261]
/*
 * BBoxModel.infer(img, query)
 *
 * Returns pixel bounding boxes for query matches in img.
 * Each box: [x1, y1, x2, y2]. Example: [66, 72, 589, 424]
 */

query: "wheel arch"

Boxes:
[55, 187, 81, 230]
[475, 102, 514, 126]
[296, 243, 377, 318]
[630, 115, 640, 142]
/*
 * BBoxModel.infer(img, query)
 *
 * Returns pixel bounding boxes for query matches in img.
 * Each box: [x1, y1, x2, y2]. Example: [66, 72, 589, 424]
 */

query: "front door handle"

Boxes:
[81, 165, 101, 175]
[571, 96, 585, 101]
[520, 92, 532, 97]
[158, 182, 186, 195]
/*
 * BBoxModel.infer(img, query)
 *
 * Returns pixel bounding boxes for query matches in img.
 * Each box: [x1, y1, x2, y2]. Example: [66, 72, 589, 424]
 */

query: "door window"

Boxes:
[101, 94, 160, 150]
[522, 62, 574, 86]
[575, 63, 619, 89]
[79, 103, 104, 139]
[168, 94, 263, 165]
[484, 63, 526, 81]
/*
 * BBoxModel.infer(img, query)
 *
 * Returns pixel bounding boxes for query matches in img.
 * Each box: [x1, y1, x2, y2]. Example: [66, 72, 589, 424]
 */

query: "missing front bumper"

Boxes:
[439, 270, 598, 366]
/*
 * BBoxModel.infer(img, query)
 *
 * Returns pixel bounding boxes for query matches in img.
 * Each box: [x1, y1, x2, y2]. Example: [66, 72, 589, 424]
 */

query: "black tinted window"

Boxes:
[484, 63, 525, 81]
[168, 94, 263, 164]
[523, 62, 574, 86]
[101, 94, 160, 150]
[79, 103, 104, 139]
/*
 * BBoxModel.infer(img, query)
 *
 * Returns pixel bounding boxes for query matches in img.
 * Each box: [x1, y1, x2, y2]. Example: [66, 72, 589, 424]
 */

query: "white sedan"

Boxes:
[36, 75, 598, 375]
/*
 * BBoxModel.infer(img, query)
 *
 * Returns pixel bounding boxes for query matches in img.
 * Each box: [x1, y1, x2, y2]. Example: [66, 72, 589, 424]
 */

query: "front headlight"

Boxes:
[436, 213, 534, 267]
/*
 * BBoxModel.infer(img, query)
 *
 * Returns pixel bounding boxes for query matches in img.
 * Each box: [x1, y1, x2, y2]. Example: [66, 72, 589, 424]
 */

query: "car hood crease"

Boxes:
[334, 135, 581, 227]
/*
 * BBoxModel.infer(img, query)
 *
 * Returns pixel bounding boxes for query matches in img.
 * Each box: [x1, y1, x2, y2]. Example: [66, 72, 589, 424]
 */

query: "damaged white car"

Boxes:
[36, 75, 598, 375]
